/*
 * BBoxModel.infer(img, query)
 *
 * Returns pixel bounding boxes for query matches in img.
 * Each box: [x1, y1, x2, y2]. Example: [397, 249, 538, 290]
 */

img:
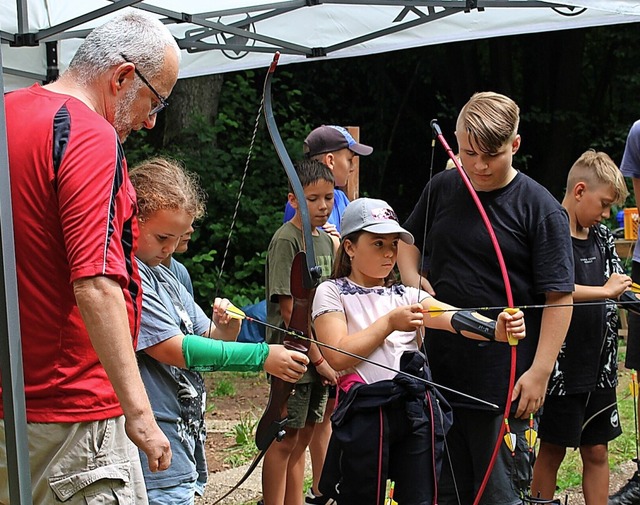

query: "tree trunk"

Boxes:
[161, 74, 224, 146]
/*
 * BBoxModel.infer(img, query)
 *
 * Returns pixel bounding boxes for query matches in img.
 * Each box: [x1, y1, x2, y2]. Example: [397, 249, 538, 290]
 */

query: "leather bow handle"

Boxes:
[255, 252, 313, 450]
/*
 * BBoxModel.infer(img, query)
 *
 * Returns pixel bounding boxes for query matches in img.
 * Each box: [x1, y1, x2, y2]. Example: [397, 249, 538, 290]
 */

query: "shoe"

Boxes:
[305, 488, 336, 505]
[610, 472, 640, 505]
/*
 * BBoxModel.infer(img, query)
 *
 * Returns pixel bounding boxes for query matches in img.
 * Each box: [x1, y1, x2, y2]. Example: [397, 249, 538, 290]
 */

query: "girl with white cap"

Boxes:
[311, 197, 526, 505]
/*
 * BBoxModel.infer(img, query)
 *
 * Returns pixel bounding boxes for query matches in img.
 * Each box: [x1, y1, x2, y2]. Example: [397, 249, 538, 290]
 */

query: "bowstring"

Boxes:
[414, 126, 436, 347]
[415, 123, 463, 505]
[207, 90, 265, 337]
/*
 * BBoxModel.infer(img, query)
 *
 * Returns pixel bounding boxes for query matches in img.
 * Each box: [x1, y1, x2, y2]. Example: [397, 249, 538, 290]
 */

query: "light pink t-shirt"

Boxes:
[311, 277, 430, 384]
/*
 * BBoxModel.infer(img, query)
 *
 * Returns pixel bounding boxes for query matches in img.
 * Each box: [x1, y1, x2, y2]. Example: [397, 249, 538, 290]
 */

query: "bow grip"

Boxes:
[503, 307, 519, 346]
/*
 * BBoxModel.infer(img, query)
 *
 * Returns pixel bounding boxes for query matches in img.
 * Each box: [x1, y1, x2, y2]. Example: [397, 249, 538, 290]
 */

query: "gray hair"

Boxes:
[68, 10, 180, 85]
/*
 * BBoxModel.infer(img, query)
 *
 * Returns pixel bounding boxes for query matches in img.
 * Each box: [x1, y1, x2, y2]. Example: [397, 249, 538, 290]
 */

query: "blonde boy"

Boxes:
[398, 92, 574, 504]
[531, 150, 630, 505]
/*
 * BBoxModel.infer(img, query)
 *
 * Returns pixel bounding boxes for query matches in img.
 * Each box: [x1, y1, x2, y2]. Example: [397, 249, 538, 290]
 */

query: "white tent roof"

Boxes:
[3, 0, 640, 91]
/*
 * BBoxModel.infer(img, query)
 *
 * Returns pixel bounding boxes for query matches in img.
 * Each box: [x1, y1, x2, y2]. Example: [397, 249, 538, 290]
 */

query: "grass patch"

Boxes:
[223, 413, 259, 467]
[213, 377, 236, 397]
[556, 357, 638, 491]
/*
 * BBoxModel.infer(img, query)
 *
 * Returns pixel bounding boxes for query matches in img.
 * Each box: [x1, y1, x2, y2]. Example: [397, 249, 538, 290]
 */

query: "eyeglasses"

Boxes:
[120, 54, 169, 116]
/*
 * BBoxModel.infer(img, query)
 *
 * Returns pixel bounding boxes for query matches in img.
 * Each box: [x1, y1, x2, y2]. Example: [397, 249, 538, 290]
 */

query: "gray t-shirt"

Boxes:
[136, 260, 211, 491]
[620, 119, 640, 263]
[169, 257, 194, 296]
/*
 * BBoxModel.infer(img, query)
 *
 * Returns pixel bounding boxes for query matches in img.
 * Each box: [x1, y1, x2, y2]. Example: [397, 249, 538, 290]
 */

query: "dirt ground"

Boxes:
[204, 372, 270, 473]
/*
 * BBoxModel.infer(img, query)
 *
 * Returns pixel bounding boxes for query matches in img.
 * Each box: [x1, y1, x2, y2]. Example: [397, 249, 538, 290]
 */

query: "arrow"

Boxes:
[503, 418, 516, 456]
[524, 413, 537, 452]
[224, 304, 500, 410]
[424, 296, 640, 316]
[632, 370, 639, 475]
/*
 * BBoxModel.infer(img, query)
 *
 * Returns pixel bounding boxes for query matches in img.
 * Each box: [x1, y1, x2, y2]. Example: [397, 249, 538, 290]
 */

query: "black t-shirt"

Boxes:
[403, 170, 574, 410]
[547, 233, 604, 394]
[548, 224, 621, 395]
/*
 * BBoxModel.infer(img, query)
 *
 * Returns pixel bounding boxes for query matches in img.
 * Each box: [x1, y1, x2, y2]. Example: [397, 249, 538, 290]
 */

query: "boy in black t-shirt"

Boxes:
[398, 92, 575, 504]
[531, 150, 630, 504]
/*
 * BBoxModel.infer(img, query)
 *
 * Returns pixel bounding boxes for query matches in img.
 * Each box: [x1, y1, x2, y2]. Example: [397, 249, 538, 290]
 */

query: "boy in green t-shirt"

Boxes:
[262, 159, 337, 505]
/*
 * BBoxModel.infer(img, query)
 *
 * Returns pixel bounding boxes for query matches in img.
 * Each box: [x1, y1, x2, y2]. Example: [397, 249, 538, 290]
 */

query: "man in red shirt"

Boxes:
[1, 10, 180, 504]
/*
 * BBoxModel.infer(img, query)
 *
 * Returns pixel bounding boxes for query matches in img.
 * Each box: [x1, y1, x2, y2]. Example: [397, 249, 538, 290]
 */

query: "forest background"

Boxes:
[125, 23, 640, 310]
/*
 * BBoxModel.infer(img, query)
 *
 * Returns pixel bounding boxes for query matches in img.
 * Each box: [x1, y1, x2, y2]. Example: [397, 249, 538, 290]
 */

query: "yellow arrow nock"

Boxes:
[384, 480, 397, 505]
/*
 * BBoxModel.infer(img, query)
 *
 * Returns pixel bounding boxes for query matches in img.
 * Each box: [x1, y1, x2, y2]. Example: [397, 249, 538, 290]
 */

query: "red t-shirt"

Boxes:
[2, 84, 142, 422]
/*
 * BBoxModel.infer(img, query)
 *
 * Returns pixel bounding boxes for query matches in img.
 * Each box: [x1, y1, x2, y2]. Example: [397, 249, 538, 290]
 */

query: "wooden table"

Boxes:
[615, 239, 636, 261]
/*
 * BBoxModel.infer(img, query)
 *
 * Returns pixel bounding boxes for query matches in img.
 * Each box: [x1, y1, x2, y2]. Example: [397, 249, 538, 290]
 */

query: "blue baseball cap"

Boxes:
[303, 125, 374, 157]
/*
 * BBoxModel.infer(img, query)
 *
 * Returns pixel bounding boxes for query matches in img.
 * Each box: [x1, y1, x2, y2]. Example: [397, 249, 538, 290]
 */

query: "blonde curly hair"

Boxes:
[129, 157, 206, 222]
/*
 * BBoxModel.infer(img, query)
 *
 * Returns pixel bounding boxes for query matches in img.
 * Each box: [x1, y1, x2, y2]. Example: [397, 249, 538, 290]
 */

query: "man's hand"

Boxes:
[125, 414, 172, 472]
[74, 276, 173, 472]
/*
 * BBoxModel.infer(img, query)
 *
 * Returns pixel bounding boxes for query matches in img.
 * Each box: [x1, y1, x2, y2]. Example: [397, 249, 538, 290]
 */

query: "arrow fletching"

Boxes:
[226, 303, 246, 320]
[426, 306, 445, 317]
[503, 418, 516, 455]
[631, 371, 639, 398]
[504, 432, 517, 454]
[525, 428, 537, 450]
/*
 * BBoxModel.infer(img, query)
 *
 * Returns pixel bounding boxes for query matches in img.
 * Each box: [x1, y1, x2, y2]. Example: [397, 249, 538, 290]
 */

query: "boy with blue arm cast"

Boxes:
[129, 158, 309, 504]
[531, 151, 631, 505]
[262, 159, 338, 505]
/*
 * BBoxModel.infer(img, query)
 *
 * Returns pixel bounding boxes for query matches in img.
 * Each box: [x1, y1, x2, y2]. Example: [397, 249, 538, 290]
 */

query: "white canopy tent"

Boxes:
[2, 1, 640, 503]
[3, 0, 640, 91]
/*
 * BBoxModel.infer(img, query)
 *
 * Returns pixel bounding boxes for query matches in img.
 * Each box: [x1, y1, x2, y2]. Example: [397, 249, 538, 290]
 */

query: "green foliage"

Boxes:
[124, 24, 640, 307]
[223, 413, 259, 467]
[127, 71, 314, 308]
[232, 412, 258, 446]
[212, 378, 236, 397]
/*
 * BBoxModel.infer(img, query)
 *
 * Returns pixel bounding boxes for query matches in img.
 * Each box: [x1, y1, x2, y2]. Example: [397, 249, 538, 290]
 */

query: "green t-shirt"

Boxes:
[265, 221, 334, 383]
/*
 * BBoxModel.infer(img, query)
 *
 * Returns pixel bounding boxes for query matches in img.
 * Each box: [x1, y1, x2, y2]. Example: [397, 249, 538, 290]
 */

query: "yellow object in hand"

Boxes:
[226, 303, 246, 320]
[503, 307, 520, 346]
